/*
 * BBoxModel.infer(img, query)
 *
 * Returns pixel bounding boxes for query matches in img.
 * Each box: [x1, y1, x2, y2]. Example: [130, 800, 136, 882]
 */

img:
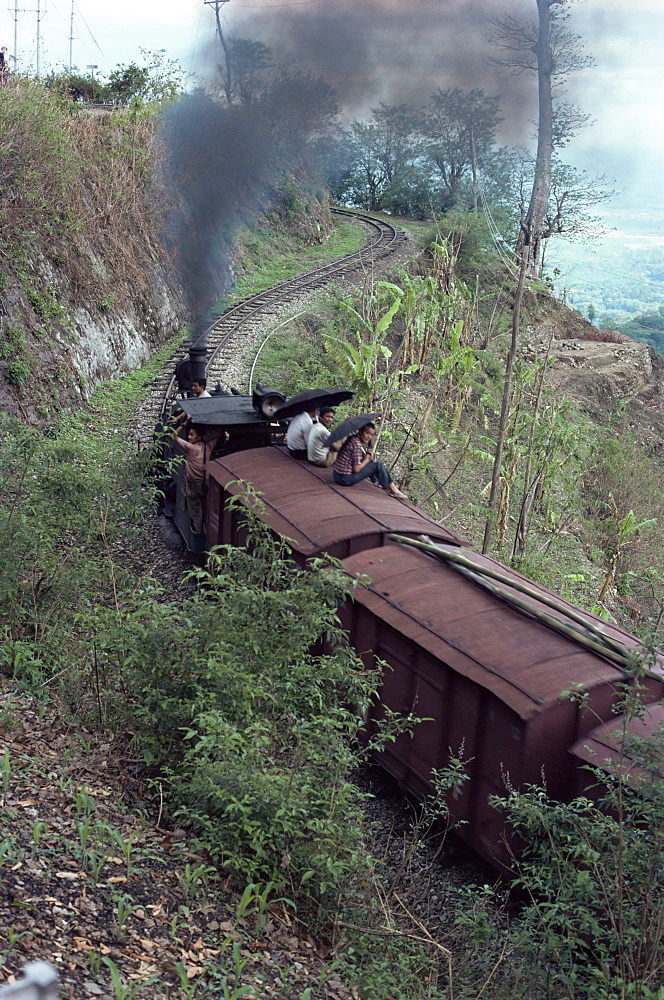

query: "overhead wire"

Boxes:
[72, 1, 108, 67]
[202, 16, 218, 79]
[474, 174, 663, 311]
[40, 0, 109, 72]
[476, 174, 519, 276]
[188, 1, 209, 79]
[229, 0, 324, 6]
[550, 255, 664, 288]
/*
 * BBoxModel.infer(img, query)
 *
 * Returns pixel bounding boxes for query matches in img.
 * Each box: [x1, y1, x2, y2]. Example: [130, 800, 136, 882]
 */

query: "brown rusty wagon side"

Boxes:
[205, 446, 468, 563]
[339, 544, 664, 873]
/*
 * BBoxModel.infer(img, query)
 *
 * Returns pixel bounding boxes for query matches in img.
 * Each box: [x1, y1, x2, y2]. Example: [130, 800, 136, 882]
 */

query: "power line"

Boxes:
[73, 1, 106, 62]
[551, 256, 664, 288]
[476, 177, 519, 276]
[189, 1, 208, 78]
[229, 0, 323, 6]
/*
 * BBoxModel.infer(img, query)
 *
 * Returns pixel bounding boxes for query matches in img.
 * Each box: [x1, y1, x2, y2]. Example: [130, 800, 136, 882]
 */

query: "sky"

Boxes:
[3, 0, 661, 206]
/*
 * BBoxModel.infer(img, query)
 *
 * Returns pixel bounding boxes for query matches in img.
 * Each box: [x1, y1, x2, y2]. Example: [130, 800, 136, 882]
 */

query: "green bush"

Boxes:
[3, 360, 31, 385]
[85, 509, 382, 913]
[2, 324, 26, 354]
[27, 287, 63, 321]
[0, 379, 163, 656]
[0, 324, 30, 366]
[495, 655, 664, 999]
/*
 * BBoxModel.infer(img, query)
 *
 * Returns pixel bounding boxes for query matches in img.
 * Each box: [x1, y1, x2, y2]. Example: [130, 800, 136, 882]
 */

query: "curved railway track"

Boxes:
[137, 209, 409, 432]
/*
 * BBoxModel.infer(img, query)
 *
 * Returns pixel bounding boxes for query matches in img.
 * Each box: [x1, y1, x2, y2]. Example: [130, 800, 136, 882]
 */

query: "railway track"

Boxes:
[137, 209, 409, 433]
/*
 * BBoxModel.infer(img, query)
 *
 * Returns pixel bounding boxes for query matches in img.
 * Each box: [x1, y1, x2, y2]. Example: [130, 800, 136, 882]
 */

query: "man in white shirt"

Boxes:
[286, 406, 319, 459]
[307, 407, 341, 467]
[192, 378, 211, 398]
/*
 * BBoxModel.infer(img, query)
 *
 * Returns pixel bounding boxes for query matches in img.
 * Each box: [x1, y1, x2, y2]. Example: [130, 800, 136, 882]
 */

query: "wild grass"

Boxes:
[222, 218, 366, 306]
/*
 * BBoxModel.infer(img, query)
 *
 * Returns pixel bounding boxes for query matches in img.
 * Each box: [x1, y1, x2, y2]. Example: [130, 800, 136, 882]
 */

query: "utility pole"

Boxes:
[203, 0, 232, 104]
[36, 0, 41, 76]
[69, 0, 74, 71]
[10, 0, 47, 76]
[13, 0, 18, 73]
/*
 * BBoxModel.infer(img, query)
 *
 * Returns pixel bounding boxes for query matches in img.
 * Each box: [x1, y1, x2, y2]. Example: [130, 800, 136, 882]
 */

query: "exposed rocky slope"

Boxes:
[524, 300, 664, 441]
[0, 83, 196, 425]
[0, 260, 187, 424]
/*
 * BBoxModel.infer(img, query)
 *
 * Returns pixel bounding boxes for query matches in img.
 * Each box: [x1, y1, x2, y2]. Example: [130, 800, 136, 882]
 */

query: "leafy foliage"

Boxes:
[422, 86, 502, 209]
[613, 307, 664, 354]
[0, 349, 175, 655]
[45, 50, 185, 107]
[496, 656, 664, 999]
[85, 509, 383, 914]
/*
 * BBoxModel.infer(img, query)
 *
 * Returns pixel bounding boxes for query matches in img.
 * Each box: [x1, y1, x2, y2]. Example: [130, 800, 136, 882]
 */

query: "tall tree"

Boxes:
[482, 1, 592, 555]
[421, 87, 502, 211]
[539, 160, 616, 261]
[490, 1, 592, 275]
[371, 103, 421, 185]
[225, 38, 273, 105]
[333, 105, 421, 212]
[486, 148, 615, 266]
[337, 122, 391, 211]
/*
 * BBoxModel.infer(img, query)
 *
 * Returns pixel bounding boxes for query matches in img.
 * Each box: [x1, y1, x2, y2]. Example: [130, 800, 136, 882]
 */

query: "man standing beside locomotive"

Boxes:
[307, 407, 341, 467]
[173, 421, 206, 533]
[286, 404, 319, 459]
[333, 422, 406, 498]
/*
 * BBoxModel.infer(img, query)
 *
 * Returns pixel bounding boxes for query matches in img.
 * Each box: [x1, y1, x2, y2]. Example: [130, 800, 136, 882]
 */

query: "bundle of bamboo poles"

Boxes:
[386, 533, 641, 671]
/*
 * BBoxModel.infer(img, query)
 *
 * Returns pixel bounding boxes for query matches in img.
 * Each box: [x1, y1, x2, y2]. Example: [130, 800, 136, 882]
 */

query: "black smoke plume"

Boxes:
[160, 71, 338, 338]
[227, 0, 538, 133]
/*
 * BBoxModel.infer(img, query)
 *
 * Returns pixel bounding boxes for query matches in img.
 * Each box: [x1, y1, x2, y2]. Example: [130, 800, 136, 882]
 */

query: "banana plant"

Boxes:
[324, 280, 406, 409]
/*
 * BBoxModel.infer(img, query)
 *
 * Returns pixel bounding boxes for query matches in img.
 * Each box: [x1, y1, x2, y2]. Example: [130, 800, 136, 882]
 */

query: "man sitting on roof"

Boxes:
[307, 407, 342, 467]
[333, 423, 406, 498]
[286, 405, 319, 459]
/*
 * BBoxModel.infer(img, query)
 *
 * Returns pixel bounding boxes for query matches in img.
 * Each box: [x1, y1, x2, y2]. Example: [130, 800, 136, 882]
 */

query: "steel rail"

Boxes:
[140, 208, 407, 431]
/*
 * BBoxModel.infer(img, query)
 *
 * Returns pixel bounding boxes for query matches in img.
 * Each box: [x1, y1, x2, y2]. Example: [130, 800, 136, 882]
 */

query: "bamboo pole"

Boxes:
[387, 533, 635, 669]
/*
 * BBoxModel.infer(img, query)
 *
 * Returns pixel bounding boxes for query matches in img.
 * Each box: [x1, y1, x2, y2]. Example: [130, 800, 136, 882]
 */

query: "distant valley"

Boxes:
[550, 195, 664, 326]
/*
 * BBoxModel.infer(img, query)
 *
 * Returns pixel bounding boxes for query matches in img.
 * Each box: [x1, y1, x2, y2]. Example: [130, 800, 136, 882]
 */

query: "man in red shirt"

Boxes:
[333, 423, 406, 498]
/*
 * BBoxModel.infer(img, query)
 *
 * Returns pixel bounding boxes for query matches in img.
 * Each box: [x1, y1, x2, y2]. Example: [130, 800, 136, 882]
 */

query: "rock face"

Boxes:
[0, 261, 188, 425]
[67, 273, 184, 387]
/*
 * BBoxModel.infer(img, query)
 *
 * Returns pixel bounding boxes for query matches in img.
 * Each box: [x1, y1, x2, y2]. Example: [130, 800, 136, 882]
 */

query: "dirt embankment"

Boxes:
[523, 301, 664, 444]
[0, 84, 194, 424]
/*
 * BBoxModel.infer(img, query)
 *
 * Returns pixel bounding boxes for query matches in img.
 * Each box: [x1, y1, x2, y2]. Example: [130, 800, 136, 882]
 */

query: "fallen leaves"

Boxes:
[0, 681, 349, 1000]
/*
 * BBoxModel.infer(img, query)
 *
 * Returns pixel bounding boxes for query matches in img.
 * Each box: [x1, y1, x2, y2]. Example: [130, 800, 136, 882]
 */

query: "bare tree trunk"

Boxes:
[515, 0, 558, 276]
[211, 1, 233, 106]
[485, 1, 563, 553]
[482, 250, 529, 554]
[470, 123, 478, 213]
[511, 330, 554, 560]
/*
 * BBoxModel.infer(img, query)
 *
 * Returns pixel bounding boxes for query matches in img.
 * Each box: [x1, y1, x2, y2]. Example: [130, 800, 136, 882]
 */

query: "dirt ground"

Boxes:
[521, 309, 664, 444]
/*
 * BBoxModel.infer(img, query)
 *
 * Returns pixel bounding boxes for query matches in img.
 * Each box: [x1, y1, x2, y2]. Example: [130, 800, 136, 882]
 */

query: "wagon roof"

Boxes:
[342, 545, 663, 719]
[569, 702, 664, 781]
[206, 447, 468, 554]
[180, 396, 272, 426]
